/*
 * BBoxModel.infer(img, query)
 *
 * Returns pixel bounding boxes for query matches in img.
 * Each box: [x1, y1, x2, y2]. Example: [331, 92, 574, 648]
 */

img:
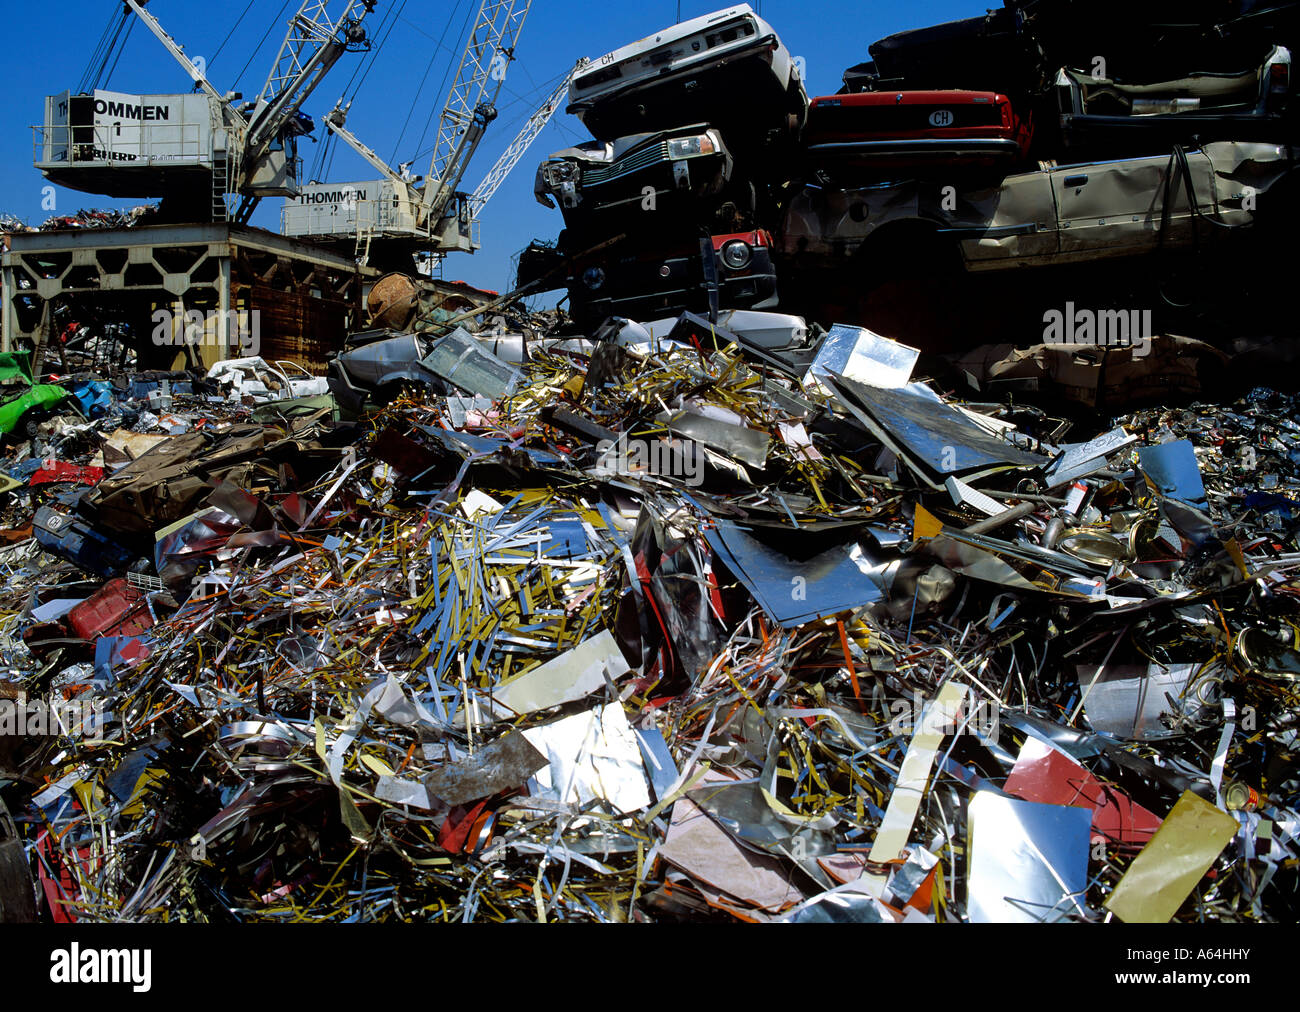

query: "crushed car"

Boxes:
[33, 494, 148, 579]
[802, 90, 1035, 179]
[206, 356, 330, 404]
[0, 352, 77, 441]
[535, 123, 747, 229]
[858, 9, 1029, 96]
[327, 328, 526, 412]
[781, 139, 1298, 272]
[569, 229, 779, 326]
[566, 4, 808, 167]
[1055, 44, 1293, 155]
[327, 330, 444, 413]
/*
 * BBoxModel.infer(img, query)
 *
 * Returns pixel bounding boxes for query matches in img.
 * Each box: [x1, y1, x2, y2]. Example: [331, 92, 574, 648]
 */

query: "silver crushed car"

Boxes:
[781, 140, 1297, 271]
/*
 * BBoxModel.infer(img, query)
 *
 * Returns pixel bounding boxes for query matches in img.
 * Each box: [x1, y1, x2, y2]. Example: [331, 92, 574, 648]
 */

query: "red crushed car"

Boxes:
[803, 90, 1033, 174]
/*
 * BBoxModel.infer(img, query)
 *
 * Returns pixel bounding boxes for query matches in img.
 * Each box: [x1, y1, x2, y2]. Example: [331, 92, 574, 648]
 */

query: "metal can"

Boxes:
[1224, 780, 1261, 812]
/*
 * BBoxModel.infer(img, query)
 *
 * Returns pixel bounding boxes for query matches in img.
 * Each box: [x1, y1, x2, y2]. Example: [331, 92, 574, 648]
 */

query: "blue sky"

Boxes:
[0, 0, 979, 295]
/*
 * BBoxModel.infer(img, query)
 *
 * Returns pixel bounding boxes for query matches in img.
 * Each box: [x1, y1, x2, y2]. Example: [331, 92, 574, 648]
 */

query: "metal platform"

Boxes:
[1, 222, 372, 372]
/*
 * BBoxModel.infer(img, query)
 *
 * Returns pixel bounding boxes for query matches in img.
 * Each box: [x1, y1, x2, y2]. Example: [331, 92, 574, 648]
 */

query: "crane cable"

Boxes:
[339, 0, 408, 103]
[79, 6, 130, 93]
[77, 8, 121, 92]
[389, 0, 468, 163]
[316, 0, 411, 182]
[315, 0, 399, 182]
[411, 0, 480, 169]
[100, 16, 138, 89]
[232, 0, 295, 94]
[311, 126, 338, 183]
[210, 0, 260, 71]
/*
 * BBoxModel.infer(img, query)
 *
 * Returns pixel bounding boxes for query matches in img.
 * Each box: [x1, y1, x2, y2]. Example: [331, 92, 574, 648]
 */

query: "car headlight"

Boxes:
[543, 162, 579, 187]
[582, 267, 606, 291]
[667, 134, 717, 159]
[719, 240, 752, 270]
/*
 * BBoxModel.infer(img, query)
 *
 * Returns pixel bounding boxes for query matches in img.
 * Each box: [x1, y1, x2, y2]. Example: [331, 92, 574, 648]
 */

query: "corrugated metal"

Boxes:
[243, 284, 354, 373]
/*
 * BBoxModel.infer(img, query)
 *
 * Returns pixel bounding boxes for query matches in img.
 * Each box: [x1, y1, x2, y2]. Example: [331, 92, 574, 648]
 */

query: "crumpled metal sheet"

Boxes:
[490, 630, 631, 717]
[1138, 440, 1209, 510]
[1077, 662, 1197, 741]
[659, 773, 806, 914]
[829, 374, 1047, 485]
[420, 327, 523, 401]
[424, 731, 549, 807]
[521, 703, 651, 814]
[703, 520, 882, 627]
[967, 792, 1092, 924]
[1105, 791, 1239, 923]
[804, 324, 920, 392]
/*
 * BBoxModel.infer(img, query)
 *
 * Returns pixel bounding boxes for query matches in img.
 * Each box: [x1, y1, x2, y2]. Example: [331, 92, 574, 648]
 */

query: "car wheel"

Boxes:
[20, 410, 48, 441]
[850, 227, 974, 349]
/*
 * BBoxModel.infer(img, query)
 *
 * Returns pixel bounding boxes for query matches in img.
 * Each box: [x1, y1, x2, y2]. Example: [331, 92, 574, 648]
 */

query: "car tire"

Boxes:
[20, 411, 48, 441]
[849, 226, 974, 349]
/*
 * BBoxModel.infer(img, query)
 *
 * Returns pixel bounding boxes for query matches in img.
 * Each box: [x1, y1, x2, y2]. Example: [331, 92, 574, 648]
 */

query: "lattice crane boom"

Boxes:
[420, 0, 532, 220]
[245, 1, 377, 164]
[468, 58, 587, 214]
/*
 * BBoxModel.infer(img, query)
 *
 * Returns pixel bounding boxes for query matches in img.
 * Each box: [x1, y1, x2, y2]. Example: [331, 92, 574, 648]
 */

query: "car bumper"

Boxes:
[573, 244, 778, 323]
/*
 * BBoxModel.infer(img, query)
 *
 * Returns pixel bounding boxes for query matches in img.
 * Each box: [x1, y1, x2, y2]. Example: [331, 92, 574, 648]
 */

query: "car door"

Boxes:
[274, 360, 329, 398]
[1049, 151, 1217, 261]
[949, 170, 1060, 269]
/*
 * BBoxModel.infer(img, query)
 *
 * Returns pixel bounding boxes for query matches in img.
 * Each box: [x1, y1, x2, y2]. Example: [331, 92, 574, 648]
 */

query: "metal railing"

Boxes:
[33, 120, 206, 167]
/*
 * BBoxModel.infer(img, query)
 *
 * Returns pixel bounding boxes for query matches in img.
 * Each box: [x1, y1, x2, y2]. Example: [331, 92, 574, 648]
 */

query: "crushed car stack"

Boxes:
[530, 5, 807, 327]
[525, 2, 1300, 352]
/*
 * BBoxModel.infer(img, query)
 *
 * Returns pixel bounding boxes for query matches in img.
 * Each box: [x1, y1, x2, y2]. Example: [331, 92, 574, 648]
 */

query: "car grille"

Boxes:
[582, 141, 672, 187]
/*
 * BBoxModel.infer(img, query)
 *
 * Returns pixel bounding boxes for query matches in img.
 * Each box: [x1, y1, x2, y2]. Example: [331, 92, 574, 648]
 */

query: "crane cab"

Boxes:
[35, 88, 307, 204]
[35, 90, 220, 198]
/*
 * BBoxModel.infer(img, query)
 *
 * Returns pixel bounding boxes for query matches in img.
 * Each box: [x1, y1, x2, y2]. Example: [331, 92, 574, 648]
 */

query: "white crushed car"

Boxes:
[206, 357, 330, 404]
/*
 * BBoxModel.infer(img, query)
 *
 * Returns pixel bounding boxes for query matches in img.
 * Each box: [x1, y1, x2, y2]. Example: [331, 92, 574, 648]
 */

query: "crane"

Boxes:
[236, 0, 377, 220]
[281, 0, 536, 261]
[467, 58, 589, 216]
[419, 0, 530, 229]
[34, 0, 376, 222]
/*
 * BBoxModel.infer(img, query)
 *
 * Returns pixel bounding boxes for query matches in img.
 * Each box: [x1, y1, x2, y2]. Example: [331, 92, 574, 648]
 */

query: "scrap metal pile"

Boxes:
[0, 205, 157, 234]
[0, 312, 1297, 924]
[1, 0, 1298, 928]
